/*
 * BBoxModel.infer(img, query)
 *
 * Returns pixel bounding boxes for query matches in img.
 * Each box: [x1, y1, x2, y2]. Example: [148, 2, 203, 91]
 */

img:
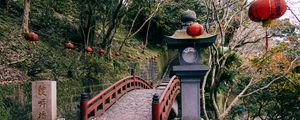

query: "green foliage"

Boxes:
[52, 0, 78, 15]
[272, 19, 298, 37]
[243, 77, 300, 119]
[228, 105, 247, 119]
[235, 41, 300, 119]
[0, 83, 32, 120]
[0, 102, 10, 120]
[225, 53, 242, 68]
[155, 0, 206, 35]
[218, 53, 243, 91]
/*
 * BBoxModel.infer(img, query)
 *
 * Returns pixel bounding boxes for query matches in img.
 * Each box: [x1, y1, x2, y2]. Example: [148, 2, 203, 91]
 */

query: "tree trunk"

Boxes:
[118, 6, 143, 52]
[22, 0, 30, 33]
[79, 2, 96, 47]
[118, 2, 161, 52]
[142, 19, 152, 52]
[101, 0, 123, 50]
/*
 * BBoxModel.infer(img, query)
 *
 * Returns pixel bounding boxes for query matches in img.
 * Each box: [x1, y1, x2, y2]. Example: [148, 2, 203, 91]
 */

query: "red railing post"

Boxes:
[152, 93, 160, 120]
[131, 69, 136, 80]
[131, 68, 137, 87]
[80, 93, 89, 120]
[130, 68, 135, 76]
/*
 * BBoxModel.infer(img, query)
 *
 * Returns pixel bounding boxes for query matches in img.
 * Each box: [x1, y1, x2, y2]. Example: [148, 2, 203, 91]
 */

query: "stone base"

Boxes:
[171, 65, 209, 81]
[181, 81, 200, 119]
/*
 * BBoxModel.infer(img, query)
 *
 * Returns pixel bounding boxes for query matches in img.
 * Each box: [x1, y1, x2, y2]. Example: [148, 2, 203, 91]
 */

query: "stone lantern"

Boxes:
[166, 10, 217, 120]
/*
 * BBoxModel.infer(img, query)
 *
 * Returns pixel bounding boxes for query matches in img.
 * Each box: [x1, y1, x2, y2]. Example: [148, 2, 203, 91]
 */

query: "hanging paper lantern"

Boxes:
[115, 52, 120, 56]
[32, 33, 39, 41]
[25, 32, 39, 41]
[98, 49, 105, 54]
[186, 22, 204, 37]
[65, 42, 75, 49]
[85, 47, 93, 53]
[248, 0, 287, 50]
[248, 0, 287, 27]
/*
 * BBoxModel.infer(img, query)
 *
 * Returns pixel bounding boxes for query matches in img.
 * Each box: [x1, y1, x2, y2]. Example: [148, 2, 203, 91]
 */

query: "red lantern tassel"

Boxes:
[265, 30, 268, 51]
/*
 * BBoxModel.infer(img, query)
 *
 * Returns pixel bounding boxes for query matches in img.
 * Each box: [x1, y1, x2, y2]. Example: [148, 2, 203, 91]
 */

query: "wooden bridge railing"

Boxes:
[80, 72, 153, 120]
[152, 76, 181, 120]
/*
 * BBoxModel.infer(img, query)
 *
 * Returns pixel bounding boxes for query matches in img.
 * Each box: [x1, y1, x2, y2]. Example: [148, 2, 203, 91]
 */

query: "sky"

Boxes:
[281, 0, 300, 25]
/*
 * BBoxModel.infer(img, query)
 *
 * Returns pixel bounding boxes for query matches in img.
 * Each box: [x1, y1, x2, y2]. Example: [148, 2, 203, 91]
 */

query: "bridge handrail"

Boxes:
[153, 75, 181, 120]
[87, 76, 152, 105]
[81, 75, 153, 120]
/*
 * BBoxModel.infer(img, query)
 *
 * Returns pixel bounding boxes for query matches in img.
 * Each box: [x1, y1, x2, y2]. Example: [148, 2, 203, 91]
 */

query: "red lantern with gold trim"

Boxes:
[248, 0, 287, 25]
[248, 0, 287, 50]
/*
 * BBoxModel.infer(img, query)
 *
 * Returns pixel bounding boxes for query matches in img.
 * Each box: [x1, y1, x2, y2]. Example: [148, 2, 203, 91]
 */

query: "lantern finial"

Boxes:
[181, 10, 197, 29]
[181, 10, 197, 23]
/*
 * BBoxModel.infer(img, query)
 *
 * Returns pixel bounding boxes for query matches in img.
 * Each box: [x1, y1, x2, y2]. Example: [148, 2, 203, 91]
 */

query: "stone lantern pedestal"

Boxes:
[165, 10, 217, 119]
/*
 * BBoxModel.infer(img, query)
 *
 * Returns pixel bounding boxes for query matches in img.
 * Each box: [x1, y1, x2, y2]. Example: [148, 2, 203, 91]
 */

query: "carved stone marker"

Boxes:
[32, 81, 57, 120]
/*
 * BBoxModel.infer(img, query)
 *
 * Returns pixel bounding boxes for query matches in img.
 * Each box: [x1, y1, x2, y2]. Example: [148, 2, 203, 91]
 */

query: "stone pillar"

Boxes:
[181, 80, 201, 120]
[172, 65, 209, 120]
[32, 81, 57, 120]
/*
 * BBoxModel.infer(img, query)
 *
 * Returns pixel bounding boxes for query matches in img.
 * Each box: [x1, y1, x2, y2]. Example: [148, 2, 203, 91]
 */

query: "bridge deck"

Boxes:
[91, 89, 162, 120]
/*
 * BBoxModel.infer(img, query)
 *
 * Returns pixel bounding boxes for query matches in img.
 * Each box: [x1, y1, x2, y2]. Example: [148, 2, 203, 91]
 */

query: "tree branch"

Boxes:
[219, 78, 254, 120]
[22, 0, 30, 33]
[118, 6, 143, 52]
[287, 6, 300, 24]
[223, 87, 232, 112]
[240, 57, 298, 98]
[129, 1, 162, 37]
[202, 47, 212, 120]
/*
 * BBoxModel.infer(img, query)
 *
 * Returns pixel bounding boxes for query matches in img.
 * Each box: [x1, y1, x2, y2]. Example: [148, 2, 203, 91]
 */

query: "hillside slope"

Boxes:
[0, 4, 174, 119]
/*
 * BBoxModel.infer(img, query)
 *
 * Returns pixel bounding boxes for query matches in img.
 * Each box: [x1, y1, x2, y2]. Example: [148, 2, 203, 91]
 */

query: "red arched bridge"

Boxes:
[80, 72, 181, 120]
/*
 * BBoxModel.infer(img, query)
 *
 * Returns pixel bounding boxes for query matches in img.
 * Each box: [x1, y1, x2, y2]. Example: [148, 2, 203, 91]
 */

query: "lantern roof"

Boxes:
[165, 29, 217, 49]
[167, 29, 215, 40]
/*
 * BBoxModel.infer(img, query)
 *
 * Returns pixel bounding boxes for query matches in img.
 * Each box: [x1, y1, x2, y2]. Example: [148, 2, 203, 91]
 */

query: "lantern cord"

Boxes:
[265, 29, 268, 51]
[193, 42, 197, 62]
[193, 42, 196, 49]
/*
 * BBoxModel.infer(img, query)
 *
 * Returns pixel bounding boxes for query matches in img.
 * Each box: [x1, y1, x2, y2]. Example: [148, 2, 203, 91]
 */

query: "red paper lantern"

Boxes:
[65, 42, 75, 49]
[248, 0, 287, 25]
[85, 47, 93, 53]
[32, 33, 39, 41]
[186, 23, 204, 37]
[98, 49, 105, 54]
[25, 32, 39, 41]
[248, 0, 287, 50]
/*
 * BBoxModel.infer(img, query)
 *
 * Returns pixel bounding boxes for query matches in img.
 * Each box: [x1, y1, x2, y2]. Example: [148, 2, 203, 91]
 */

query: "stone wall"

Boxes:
[137, 50, 177, 86]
